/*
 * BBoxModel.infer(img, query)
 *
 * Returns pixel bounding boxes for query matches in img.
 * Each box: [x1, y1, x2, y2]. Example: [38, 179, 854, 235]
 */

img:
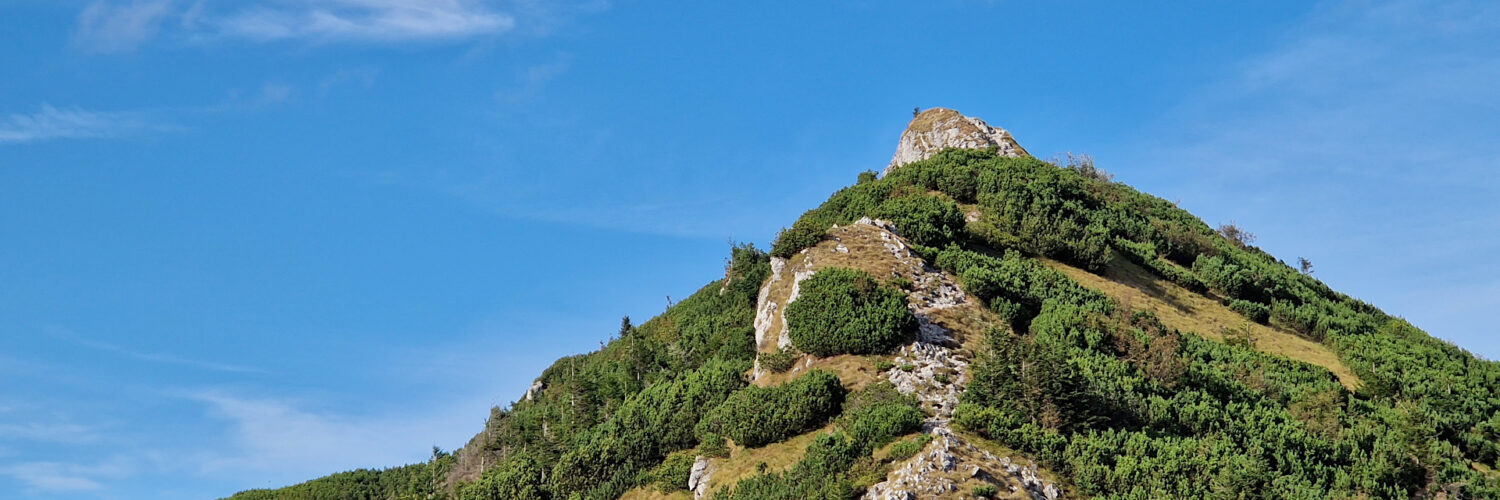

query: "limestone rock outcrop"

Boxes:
[884, 108, 1028, 175]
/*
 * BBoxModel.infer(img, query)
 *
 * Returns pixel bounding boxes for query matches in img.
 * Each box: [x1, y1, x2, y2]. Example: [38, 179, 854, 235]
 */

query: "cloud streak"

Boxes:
[72, 0, 528, 50]
[0, 105, 160, 144]
[73, 0, 174, 53]
[50, 329, 266, 375]
[191, 391, 477, 485]
[0, 457, 135, 493]
[218, 0, 515, 42]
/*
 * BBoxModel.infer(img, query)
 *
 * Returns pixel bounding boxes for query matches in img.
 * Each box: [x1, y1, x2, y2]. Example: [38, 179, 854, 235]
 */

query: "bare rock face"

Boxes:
[687, 456, 714, 498]
[884, 108, 1028, 175]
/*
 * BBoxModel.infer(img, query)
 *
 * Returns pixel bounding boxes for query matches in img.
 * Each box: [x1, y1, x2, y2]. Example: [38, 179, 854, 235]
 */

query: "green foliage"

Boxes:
[458, 453, 550, 500]
[1229, 299, 1270, 324]
[869, 193, 966, 248]
[956, 289, 1500, 499]
[715, 432, 867, 500]
[784, 268, 917, 357]
[770, 179, 896, 258]
[698, 432, 730, 459]
[886, 150, 1114, 270]
[1113, 236, 1205, 292]
[646, 451, 696, 493]
[885, 434, 931, 461]
[771, 218, 828, 259]
[551, 358, 749, 497]
[878, 147, 1496, 499]
[458, 243, 769, 490]
[226, 455, 454, 500]
[768, 164, 968, 257]
[840, 382, 924, 454]
[715, 383, 926, 499]
[239, 150, 1500, 500]
[971, 483, 998, 498]
[697, 370, 846, 448]
[760, 346, 800, 374]
[935, 246, 1112, 328]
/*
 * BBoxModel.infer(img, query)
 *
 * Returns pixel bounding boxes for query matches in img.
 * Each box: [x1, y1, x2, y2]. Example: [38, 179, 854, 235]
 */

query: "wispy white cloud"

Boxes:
[72, 0, 174, 53]
[0, 422, 103, 446]
[71, 0, 536, 49]
[0, 457, 135, 493]
[191, 391, 475, 483]
[50, 329, 265, 375]
[0, 105, 161, 144]
[218, 0, 515, 42]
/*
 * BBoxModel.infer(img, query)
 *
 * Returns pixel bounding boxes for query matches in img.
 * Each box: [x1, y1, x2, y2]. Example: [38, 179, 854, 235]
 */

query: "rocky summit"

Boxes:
[884, 107, 1029, 175]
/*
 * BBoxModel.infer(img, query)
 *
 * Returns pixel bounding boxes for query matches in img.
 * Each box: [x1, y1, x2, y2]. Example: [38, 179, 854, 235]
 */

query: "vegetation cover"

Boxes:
[695, 369, 846, 448]
[228, 147, 1500, 500]
[712, 383, 924, 500]
[784, 267, 917, 357]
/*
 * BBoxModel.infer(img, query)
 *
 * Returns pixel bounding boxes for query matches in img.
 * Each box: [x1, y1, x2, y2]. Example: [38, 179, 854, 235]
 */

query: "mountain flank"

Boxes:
[227, 109, 1500, 500]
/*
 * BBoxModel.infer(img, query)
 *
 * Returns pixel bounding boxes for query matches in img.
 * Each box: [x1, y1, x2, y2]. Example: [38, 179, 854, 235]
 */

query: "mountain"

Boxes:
[225, 108, 1500, 500]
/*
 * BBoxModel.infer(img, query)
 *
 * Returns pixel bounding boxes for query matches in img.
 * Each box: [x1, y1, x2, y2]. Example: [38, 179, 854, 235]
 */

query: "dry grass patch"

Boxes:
[1044, 256, 1361, 390]
[924, 300, 1001, 351]
[618, 486, 690, 500]
[703, 424, 834, 493]
[752, 354, 883, 389]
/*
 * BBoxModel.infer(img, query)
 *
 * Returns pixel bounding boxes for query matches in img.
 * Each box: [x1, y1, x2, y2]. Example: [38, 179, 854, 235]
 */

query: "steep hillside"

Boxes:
[226, 108, 1500, 500]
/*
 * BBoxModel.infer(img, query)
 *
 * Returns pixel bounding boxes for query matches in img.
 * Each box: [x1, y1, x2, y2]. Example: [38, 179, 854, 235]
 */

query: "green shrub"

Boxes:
[871, 193, 967, 248]
[785, 267, 917, 357]
[886, 434, 932, 461]
[846, 403, 923, 454]
[648, 451, 695, 493]
[550, 358, 749, 496]
[841, 382, 925, 454]
[459, 453, 550, 500]
[760, 347, 800, 374]
[696, 370, 846, 448]
[771, 218, 827, 258]
[935, 246, 1113, 325]
[715, 432, 864, 500]
[699, 432, 730, 459]
[1230, 299, 1271, 324]
[972, 484, 998, 498]
[875, 360, 895, 372]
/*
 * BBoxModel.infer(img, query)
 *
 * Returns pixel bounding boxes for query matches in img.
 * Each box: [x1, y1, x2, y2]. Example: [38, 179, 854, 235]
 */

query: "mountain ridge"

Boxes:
[226, 109, 1500, 500]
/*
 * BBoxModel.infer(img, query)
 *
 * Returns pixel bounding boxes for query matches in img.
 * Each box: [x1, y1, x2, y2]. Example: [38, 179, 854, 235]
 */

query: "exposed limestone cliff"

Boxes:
[884, 107, 1028, 175]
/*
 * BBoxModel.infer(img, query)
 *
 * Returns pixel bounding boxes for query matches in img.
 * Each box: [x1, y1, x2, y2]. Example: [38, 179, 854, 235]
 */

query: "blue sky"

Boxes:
[1, 0, 1496, 498]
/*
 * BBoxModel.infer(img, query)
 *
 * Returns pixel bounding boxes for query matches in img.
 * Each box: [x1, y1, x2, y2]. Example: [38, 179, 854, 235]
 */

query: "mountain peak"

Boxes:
[884, 107, 1028, 175]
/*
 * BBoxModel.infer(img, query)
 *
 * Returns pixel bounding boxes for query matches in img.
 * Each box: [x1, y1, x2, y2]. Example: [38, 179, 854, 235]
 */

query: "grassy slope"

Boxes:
[1045, 254, 1362, 389]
